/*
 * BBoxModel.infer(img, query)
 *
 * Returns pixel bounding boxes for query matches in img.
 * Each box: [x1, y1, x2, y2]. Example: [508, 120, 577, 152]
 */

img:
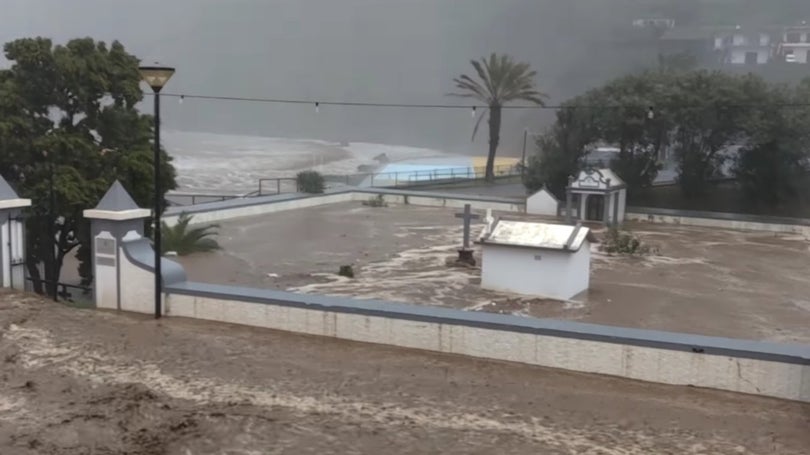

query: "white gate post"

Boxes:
[83, 181, 151, 310]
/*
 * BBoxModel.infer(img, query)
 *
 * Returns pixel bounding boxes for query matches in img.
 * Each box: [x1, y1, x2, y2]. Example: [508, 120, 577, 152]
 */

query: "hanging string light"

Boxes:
[315, 101, 320, 113]
[471, 106, 477, 118]
[147, 92, 810, 112]
[178, 94, 184, 105]
[648, 106, 655, 120]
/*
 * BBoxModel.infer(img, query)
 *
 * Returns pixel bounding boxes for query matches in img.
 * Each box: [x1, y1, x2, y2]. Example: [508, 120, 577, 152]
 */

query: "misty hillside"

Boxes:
[2, 0, 809, 155]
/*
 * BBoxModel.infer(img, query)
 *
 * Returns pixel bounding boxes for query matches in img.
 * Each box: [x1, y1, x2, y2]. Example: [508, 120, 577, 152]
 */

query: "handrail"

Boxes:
[168, 164, 522, 207]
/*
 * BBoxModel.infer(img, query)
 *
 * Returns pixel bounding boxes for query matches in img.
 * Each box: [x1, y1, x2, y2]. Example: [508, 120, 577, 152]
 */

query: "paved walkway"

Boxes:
[1, 291, 807, 454]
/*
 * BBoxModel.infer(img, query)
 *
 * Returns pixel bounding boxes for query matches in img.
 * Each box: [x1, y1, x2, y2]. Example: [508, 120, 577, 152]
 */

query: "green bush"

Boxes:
[600, 227, 654, 256]
[338, 265, 355, 278]
[362, 194, 388, 207]
[296, 170, 325, 193]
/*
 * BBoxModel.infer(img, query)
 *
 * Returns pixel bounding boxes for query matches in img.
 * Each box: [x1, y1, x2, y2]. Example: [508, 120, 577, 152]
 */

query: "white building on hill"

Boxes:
[477, 219, 591, 301]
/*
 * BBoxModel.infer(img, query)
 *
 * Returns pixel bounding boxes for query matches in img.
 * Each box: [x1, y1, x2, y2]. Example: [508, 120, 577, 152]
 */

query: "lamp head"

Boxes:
[138, 65, 175, 93]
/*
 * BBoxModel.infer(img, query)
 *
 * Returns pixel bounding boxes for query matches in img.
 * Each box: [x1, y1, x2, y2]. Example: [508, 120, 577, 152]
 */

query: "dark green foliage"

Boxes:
[734, 77, 810, 205]
[449, 53, 547, 182]
[296, 170, 325, 194]
[362, 194, 388, 208]
[600, 227, 654, 256]
[161, 213, 220, 256]
[0, 37, 177, 294]
[338, 265, 355, 278]
[525, 70, 810, 207]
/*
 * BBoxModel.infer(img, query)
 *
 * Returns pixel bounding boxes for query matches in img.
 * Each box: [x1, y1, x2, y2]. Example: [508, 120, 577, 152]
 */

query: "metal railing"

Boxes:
[167, 164, 522, 206]
[323, 164, 521, 188]
[166, 192, 243, 206]
[257, 178, 298, 196]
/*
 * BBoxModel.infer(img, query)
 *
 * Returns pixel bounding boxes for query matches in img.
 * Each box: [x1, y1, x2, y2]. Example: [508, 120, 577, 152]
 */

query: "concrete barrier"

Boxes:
[163, 188, 524, 227]
[627, 207, 810, 237]
[95, 184, 809, 403]
[162, 281, 810, 403]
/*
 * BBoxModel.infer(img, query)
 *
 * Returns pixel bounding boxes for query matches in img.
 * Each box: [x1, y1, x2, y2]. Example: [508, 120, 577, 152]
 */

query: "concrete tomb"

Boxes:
[477, 219, 591, 300]
[526, 186, 560, 216]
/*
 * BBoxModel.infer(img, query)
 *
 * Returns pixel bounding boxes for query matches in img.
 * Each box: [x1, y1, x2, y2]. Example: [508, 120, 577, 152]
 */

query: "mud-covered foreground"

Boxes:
[1, 291, 808, 454]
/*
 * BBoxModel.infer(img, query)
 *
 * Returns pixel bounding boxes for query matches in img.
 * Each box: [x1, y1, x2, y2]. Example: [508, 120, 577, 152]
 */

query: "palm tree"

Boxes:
[161, 213, 221, 255]
[450, 53, 547, 181]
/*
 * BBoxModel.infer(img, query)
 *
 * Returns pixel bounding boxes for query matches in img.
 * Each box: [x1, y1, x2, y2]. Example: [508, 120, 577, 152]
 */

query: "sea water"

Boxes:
[163, 130, 456, 193]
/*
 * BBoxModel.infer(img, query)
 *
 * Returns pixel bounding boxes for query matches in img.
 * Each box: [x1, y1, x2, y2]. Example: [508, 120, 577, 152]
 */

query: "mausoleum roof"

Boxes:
[0, 174, 21, 200]
[477, 219, 590, 252]
[569, 168, 626, 190]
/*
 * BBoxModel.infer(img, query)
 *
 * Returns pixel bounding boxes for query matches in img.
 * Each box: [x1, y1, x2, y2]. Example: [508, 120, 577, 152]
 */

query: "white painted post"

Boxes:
[83, 181, 151, 310]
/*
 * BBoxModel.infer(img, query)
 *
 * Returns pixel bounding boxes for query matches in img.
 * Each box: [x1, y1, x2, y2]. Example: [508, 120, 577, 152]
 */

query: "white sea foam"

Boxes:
[163, 130, 456, 192]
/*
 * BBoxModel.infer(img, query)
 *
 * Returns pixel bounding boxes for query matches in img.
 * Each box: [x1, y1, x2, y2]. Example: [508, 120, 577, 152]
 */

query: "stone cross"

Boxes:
[455, 204, 480, 250]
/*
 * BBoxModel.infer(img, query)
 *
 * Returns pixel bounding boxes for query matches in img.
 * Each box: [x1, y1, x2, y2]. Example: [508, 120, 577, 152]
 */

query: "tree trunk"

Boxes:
[486, 105, 502, 182]
[25, 217, 59, 298]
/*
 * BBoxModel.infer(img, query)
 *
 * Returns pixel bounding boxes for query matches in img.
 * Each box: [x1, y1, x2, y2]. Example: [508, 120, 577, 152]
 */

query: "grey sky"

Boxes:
[3, 0, 806, 154]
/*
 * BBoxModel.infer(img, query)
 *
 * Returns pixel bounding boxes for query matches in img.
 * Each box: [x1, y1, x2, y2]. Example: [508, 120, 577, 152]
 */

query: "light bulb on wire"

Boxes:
[178, 95, 184, 105]
[315, 102, 320, 113]
[471, 106, 477, 118]
[647, 106, 655, 120]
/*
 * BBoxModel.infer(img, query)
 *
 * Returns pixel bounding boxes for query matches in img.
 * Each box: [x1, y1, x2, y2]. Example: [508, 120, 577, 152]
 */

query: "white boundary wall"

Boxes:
[163, 191, 524, 227]
[627, 211, 810, 237]
[164, 292, 810, 403]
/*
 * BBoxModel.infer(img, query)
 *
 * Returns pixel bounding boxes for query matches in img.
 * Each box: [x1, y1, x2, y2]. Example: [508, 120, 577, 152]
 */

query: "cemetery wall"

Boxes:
[163, 189, 524, 227]
[626, 207, 810, 237]
[157, 281, 810, 403]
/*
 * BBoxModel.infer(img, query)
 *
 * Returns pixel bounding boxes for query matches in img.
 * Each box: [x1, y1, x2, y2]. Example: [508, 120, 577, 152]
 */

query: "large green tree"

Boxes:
[523, 105, 595, 197]
[666, 71, 751, 198]
[525, 69, 809, 207]
[0, 37, 177, 295]
[450, 53, 547, 181]
[733, 77, 810, 205]
[525, 71, 671, 194]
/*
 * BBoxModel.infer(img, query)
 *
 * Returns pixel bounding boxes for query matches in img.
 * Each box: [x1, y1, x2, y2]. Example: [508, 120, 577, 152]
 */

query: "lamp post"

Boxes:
[138, 65, 175, 319]
[521, 129, 539, 179]
[42, 150, 57, 301]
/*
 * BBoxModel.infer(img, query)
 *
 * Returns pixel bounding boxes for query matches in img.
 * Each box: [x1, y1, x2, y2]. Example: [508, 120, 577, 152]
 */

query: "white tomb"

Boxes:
[526, 186, 560, 216]
[476, 219, 591, 300]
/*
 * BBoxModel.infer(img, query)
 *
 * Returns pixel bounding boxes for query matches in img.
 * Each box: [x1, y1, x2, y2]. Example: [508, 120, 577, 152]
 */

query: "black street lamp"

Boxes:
[138, 65, 175, 319]
[42, 150, 57, 301]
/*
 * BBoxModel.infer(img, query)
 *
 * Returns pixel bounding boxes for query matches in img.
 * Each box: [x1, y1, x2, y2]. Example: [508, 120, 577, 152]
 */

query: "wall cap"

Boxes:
[165, 281, 810, 366]
[83, 208, 151, 221]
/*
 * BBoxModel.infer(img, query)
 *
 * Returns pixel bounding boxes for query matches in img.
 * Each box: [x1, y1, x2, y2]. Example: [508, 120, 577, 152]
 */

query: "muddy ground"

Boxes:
[1, 291, 808, 454]
[174, 202, 810, 344]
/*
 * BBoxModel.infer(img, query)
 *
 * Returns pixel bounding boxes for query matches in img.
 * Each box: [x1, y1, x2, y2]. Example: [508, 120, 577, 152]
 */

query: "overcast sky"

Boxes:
[3, 0, 806, 154]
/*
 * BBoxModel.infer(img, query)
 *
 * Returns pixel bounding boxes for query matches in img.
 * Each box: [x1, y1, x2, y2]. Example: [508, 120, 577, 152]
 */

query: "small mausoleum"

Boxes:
[526, 186, 560, 216]
[565, 168, 626, 225]
[0, 175, 31, 291]
[476, 219, 591, 300]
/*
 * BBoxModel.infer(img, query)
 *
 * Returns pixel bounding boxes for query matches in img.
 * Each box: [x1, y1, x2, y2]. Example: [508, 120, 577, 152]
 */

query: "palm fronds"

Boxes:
[161, 213, 221, 255]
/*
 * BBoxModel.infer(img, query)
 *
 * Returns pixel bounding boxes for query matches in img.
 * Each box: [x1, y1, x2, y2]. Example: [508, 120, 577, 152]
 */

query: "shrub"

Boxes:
[296, 170, 325, 193]
[338, 265, 355, 278]
[600, 227, 654, 256]
[362, 194, 388, 207]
